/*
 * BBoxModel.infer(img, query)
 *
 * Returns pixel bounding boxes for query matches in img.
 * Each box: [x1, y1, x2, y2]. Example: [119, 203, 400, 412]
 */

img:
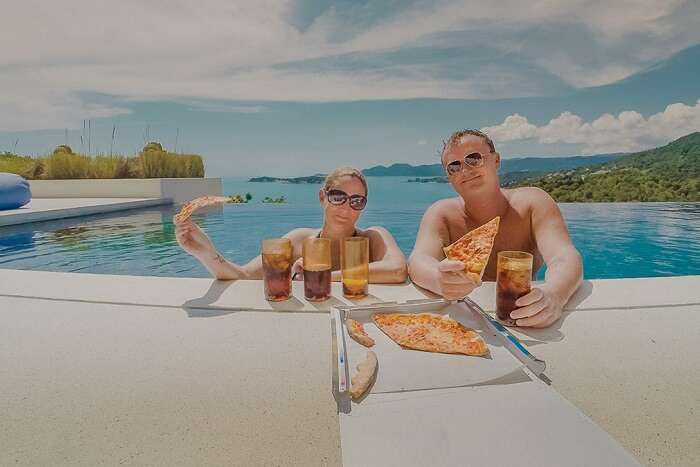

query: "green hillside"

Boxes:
[363, 153, 623, 177]
[513, 133, 700, 202]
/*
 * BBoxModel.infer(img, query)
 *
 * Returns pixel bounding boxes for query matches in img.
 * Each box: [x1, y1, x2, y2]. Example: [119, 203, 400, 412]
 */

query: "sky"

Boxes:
[1, 0, 699, 176]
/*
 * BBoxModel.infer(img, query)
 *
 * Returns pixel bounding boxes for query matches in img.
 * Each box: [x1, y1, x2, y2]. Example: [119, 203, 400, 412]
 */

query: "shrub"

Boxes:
[44, 152, 92, 179]
[91, 155, 132, 179]
[137, 143, 205, 178]
[0, 153, 43, 179]
[0, 143, 205, 179]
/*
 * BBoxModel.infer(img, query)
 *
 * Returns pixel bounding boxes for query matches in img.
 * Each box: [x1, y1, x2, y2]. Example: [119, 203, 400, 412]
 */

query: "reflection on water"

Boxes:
[0, 231, 35, 251]
[48, 227, 91, 251]
[0, 180, 699, 280]
[561, 202, 700, 279]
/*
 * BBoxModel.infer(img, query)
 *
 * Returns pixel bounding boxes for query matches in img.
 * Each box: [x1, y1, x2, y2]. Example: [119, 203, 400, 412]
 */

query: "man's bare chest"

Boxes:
[444, 212, 538, 280]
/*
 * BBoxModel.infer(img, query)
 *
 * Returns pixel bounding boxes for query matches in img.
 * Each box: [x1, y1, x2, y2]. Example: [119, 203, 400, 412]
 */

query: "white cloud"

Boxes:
[1, 0, 699, 130]
[483, 114, 537, 141]
[482, 99, 700, 153]
[0, 72, 132, 131]
[417, 139, 427, 145]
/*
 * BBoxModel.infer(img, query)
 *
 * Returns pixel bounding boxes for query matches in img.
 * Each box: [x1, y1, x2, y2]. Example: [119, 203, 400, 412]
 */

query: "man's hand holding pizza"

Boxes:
[435, 259, 481, 300]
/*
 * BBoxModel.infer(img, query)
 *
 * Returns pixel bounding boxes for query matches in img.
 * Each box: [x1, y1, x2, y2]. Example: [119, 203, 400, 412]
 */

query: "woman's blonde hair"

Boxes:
[323, 166, 368, 195]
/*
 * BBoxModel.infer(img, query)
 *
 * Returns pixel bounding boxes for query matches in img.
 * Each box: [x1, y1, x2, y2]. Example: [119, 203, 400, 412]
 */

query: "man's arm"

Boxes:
[510, 188, 583, 327]
[408, 201, 479, 299]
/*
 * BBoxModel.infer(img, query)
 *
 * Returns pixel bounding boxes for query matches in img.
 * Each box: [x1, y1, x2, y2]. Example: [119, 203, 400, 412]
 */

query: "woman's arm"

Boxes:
[176, 219, 308, 281]
[175, 218, 263, 280]
[365, 226, 408, 284]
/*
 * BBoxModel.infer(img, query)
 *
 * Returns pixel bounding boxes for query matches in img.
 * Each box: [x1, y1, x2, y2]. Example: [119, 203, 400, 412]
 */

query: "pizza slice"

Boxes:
[346, 318, 375, 347]
[350, 351, 378, 401]
[372, 313, 487, 356]
[443, 216, 500, 281]
[175, 196, 232, 223]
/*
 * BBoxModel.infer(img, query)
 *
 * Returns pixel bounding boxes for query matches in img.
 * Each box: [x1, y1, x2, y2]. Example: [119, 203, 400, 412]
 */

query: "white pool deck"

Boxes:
[0, 198, 171, 227]
[1, 269, 699, 467]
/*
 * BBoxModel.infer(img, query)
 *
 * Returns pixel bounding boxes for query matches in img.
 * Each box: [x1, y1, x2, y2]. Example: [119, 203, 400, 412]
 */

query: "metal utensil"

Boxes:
[461, 296, 547, 377]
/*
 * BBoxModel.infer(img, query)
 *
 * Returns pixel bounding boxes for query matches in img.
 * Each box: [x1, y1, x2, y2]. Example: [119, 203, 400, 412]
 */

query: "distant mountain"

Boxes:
[512, 133, 700, 202]
[363, 163, 443, 176]
[501, 154, 624, 173]
[363, 153, 625, 177]
[500, 170, 549, 186]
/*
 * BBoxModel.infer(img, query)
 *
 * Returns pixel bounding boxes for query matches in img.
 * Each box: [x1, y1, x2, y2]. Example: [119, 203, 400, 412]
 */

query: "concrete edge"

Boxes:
[0, 268, 698, 314]
[0, 198, 171, 227]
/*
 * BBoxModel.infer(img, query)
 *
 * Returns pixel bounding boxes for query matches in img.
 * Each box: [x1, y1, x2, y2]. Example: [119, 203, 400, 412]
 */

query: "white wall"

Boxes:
[29, 178, 222, 203]
[160, 179, 222, 203]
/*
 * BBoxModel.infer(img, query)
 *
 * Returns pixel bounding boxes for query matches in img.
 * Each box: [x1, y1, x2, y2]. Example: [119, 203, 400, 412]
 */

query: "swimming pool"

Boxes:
[1, 198, 699, 280]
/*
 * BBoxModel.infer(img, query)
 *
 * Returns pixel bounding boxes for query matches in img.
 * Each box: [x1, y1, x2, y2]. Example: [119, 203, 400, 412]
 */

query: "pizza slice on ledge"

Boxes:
[443, 216, 500, 281]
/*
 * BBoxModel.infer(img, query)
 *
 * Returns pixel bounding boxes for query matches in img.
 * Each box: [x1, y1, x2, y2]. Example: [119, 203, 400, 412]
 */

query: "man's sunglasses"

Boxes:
[325, 189, 367, 211]
[445, 152, 487, 176]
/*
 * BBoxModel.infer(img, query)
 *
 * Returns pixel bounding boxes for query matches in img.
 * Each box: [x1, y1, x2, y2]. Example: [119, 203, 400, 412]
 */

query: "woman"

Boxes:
[174, 166, 408, 283]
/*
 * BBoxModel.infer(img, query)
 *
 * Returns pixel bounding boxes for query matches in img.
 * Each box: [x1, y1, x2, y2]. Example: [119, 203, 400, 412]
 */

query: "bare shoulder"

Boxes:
[505, 187, 557, 211]
[362, 225, 394, 241]
[425, 197, 463, 218]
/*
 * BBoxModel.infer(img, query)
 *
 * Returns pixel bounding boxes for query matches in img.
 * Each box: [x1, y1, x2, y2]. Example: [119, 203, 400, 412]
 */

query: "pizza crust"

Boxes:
[175, 196, 233, 223]
[346, 318, 375, 347]
[350, 351, 378, 401]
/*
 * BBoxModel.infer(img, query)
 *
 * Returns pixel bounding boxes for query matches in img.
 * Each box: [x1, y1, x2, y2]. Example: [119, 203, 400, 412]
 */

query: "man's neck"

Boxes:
[320, 223, 356, 239]
[462, 188, 509, 224]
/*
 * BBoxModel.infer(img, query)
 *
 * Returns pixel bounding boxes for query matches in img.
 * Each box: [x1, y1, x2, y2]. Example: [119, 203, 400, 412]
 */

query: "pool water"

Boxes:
[1, 178, 699, 279]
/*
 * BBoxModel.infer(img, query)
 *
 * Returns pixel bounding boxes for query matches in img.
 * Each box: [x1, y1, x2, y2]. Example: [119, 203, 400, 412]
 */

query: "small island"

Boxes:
[227, 193, 252, 203]
[406, 177, 448, 183]
[262, 195, 287, 204]
[249, 176, 325, 184]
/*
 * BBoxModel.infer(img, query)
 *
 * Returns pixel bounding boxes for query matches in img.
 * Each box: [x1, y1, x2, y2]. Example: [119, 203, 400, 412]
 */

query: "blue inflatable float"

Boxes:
[0, 173, 32, 210]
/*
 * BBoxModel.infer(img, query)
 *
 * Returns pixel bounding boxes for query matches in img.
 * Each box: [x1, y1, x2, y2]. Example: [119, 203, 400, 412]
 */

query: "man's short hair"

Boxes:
[440, 129, 496, 161]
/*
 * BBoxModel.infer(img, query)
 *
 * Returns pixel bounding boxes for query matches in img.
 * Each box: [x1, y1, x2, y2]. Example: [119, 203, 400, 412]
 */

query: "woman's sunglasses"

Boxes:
[445, 152, 487, 176]
[325, 189, 367, 211]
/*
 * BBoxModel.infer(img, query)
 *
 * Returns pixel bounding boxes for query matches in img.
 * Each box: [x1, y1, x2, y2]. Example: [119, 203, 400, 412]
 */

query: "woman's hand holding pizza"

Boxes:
[435, 259, 481, 300]
[174, 217, 217, 260]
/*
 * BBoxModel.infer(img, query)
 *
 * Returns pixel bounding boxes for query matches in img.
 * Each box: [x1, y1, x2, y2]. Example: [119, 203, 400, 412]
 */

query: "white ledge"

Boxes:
[0, 198, 169, 226]
[0, 269, 698, 313]
[1, 269, 698, 466]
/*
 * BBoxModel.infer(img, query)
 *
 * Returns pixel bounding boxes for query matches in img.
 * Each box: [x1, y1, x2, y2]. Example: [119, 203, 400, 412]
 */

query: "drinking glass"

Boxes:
[341, 237, 369, 299]
[261, 238, 293, 301]
[302, 238, 332, 302]
[496, 251, 533, 326]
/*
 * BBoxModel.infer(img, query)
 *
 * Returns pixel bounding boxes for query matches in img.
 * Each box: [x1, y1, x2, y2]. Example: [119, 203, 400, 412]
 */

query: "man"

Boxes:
[409, 129, 582, 328]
